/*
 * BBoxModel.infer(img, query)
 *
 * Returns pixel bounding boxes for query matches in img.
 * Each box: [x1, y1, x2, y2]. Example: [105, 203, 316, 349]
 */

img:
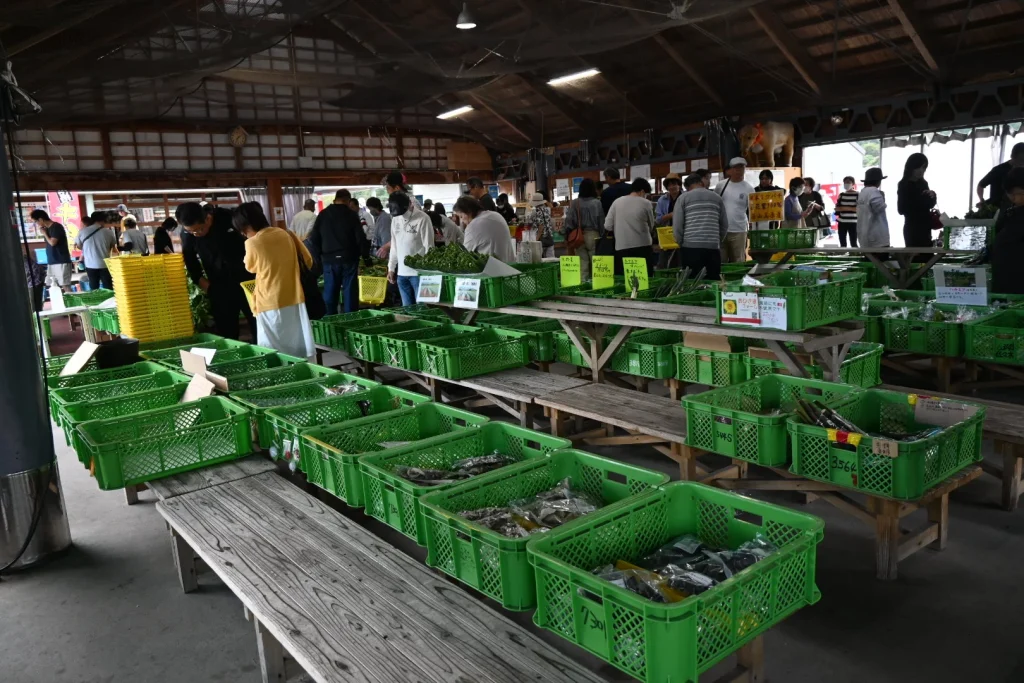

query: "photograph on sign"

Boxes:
[453, 278, 482, 309]
[721, 292, 760, 326]
[933, 265, 987, 306]
[416, 275, 443, 303]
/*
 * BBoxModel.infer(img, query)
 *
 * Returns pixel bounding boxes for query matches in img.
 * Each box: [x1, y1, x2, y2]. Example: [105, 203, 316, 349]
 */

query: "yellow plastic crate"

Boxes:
[359, 276, 388, 305]
[657, 226, 678, 250]
[241, 280, 256, 309]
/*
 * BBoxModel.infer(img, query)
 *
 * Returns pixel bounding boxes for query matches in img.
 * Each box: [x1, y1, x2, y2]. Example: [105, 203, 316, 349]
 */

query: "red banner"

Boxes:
[820, 184, 841, 207]
[48, 191, 82, 241]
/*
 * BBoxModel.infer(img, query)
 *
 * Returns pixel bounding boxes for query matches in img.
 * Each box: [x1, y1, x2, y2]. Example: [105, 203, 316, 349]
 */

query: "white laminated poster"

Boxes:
[933, 265, 987, 306]
[759, 297, 788, 330]
[691, 158, 709, 171]
[669, 161, 687, 173]
[630, 164, 651, 181]
[453, 278, 482, 309]
[720, 292, 760, 326]
[556, 178, 570, 191]
[141, 207, 155, 223]
[416, 275, 443, 303]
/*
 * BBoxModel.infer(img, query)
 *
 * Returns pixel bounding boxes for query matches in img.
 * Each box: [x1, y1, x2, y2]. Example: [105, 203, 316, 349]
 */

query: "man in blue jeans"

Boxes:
[307, 189, 371, 314]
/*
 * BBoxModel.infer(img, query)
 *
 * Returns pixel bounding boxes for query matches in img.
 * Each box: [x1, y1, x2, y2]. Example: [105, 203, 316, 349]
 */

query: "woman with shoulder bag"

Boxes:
[233, 202, 319, 359]
[562, 179, 605, 281]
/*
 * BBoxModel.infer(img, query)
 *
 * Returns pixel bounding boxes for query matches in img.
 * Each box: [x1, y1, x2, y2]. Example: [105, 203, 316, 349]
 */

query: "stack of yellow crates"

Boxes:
[106, 254, 194, 342]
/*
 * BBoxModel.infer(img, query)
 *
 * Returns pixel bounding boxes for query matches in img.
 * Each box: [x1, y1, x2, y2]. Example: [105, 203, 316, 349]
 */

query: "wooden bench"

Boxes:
[882, 384, 1024, 511]
[123, 454, 277, 506]
[157, 471, 617, 683]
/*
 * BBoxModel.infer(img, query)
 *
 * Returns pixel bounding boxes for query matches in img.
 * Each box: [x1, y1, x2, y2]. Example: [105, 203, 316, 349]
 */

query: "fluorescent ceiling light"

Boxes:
[547, 68, 600, 86]
[437, 105, 474, 120]
[456, 3, 476, 29]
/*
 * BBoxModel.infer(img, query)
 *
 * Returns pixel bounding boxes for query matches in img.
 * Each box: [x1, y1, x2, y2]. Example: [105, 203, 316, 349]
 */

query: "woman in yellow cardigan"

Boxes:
[233, 202, 315, 358]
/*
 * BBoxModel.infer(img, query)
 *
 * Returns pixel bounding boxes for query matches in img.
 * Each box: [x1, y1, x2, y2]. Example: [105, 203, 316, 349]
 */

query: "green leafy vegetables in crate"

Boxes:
[396, 451, 514, 485]
[459, 478, 599, 538]
[361, 258, 390, 277]
[404, 242, 488, 273]
[592, 533, 778, 602]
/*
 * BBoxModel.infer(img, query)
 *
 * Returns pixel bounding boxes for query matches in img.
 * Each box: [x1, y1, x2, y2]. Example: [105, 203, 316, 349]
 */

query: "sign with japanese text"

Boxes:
[560, 256, 581, 288]
[416, 275, 443, 303]
[47, 191, 82, 242]
[621, 258, 649, 292]
[592, 256, 614, 290]
[721, 292, 760, 326]
[934, 265, 987, 306]
[747, 190, 785, 223]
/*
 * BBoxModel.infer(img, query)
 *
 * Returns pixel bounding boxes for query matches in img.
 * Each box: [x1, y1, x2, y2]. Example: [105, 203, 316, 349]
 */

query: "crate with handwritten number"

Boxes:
[788, 389, 984, 499]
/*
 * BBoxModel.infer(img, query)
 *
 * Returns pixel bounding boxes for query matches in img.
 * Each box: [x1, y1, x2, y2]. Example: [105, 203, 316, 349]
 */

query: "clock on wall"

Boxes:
[229, 125, 248, 148]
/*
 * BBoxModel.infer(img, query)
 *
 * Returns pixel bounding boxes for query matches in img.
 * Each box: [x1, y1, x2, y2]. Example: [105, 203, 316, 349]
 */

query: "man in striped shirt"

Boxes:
[672, 173, 730, 279]
[835, 175, 859, 247]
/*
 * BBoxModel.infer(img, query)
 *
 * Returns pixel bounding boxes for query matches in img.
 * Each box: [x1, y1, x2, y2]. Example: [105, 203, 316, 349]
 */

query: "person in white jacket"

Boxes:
[454, 195, 516, 263]
[857, 167, 890, 248]
[387, 192, 433, 305]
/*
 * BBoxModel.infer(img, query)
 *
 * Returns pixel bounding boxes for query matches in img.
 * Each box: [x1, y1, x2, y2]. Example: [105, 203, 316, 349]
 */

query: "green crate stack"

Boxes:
[747, 228, 818, 250]
[310, 310, 394, 350]
[478, 317, 560, 362]
[137, 333, 224, 352]
[209, 353, 306, 383]
[606, 329, 682, 379]
[347, 319, 442, 363]
[420, 449, 669, 611]
[964, 309, 1024, 364]
[76, 396, 252, 490]
[264, 386, 429, 464]
[44, 353, 99, 377]
[483, 262, 559, 306]
[417, 328, 529, 380]
[855, 298, 901, 344]
[376, 323, 476, 371]
[223, 362, 342, 393]
[943, 224, 993, 250]
[63, 383, 189, 467]
[839, 342, 884, 387]
[64, 289, 115, 307]
[716, 271, 865, 331]
[879, 301, 966, 356]
[90, 308, 120, 334]
[359, 423, 571, 543]
[553, 326, 625, 368]
[51, 369, 190, 431]
[660, 289, 718, 307]
[527, 481, 823, 683]
[140, 338, 257, 367]
[229, 374, 380, 448]
[558, 278, 624, 296]
[789, 389, 985, 499]
[299, 403, 489, 506]
[382, 304, 451, 322]
[46, 362, 171, 419]
[673, 340, 749, 387]
[682, 374, 863, 466]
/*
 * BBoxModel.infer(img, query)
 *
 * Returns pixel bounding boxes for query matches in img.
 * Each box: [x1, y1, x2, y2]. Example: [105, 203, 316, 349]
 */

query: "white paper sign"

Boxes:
[453, 278, 482, 309]
[691, 158, 709, 171]
[669, 161, 687, 173]
[913, 396, 980, 428]
[189, 347, 217, 363]
[416, 275, 443, 303]
[721, 292, 760, 326]
[556, 178, 570, 191]
[631, 164, 651, 181]
[273, 206, 285, 222]
[934, 265, 987, 306]
[141, 207, 155, 223]
[759, 297, 788, 330]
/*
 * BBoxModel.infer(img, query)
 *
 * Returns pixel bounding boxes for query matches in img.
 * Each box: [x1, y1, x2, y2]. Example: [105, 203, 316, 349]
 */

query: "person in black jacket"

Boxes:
[154, 217, 175, 254]
[989, 168, 1024, 295]
[176, 202, 256, 340]
[897, 153, 938, 249]
[307, 189, 372, 314]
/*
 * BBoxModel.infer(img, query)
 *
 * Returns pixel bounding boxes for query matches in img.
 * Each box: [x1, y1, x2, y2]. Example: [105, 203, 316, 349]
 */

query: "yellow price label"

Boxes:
[622, 258, 649, 292]
[560, 256, 581, 288]
[592, 256, 615, 290]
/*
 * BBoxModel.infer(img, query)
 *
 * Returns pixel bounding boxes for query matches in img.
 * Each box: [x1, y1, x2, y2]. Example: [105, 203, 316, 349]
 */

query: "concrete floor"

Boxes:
[5, 347, 1024, 682]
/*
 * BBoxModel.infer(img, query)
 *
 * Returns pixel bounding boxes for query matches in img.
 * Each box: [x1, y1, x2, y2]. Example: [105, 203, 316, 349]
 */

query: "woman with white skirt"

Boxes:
[233, 202, 316, 359]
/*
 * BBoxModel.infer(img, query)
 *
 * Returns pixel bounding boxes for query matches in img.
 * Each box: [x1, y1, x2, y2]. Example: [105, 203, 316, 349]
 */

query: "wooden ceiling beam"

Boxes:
[748, 6, 825, 95]
[467, 93, 534, 144]
[885, 0, 942, 74]
[5, 2, 116, 56]
[515, 74, 586, 131]
[652, 33, 725, 109]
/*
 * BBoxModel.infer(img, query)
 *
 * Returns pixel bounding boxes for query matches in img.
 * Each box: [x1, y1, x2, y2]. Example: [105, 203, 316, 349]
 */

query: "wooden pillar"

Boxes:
[267, 178, 284, 227]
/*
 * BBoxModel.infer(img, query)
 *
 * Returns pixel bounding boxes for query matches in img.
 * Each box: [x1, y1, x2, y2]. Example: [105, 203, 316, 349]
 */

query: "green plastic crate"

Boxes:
[360, 423, 571, 543]
[76, 396, 252, 490]
[223, 362, 342, 393]
[673, 342, 749, 387]
[660, 289, 718, 307]
[743, 348, 823, 381]
[716, 271, 865, 331]
[377, 323, 476, 371]
[478, 318, 560, 363]
[310, 310, 395, 350]
[44, 353, 98, 377]
[64, 289, 115, 307]
[381, 304, 451, 321]
[137, 333, 224, 352]
[964, 309, 1024, 364]
[417, 328, 529, 380]
[441, 263, 559, 307]
[527, 481, 823, 683]
[46, 361, 171, 417]
[300, 403, 489, 506]
[879, 302, 972, 357]
[421, 449, 669, 610]
[264, 386, 429, 465]
[51, 369, 190, 429]
[682, 374, 863, 466]
[140, 338, 261, 367]
[347, 319, 442, 363]
[607, 329, 681, 379]
[62, 383, 189, 466]
[839, 342, 884, 387]
[789, 389, 985, 499]
[747, 228, 818, 250]
[230, 374, 381, 448]
[208, 353, 306, 381]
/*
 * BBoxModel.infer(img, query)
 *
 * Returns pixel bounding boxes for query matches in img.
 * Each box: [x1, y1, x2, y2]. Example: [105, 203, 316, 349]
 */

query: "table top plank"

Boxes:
[246, 473, 608, 683]
[454, 367, 591, 402]
[536, 383, 687, 444]
[881, 384, 1024, 445]
[146, 455, 277, 500]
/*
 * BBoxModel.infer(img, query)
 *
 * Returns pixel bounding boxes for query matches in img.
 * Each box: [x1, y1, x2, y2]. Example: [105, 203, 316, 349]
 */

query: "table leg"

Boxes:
[926, 493, 949, 550]
[169, 527, 198, 593]
[550, 408, 565, 437]
[667, 378, 682, 401]
[254, 618, 287, 683]
[676, 444, 698, 481]
[361, 360, 376, 381]
[736, 635, 765, 683]
[934, 357, 952, 392]
[872, 499, 900, 580]
[1001, 443, 1023, 512]
[315, 347, 325, 365]
[517, 401, 533, 428]
[124, 484, 140, 506]
[427, 377, 443, 402]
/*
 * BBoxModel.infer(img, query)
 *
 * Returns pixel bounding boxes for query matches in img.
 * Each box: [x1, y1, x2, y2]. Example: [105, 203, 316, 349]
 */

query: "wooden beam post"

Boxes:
[467, 94, 534, 144]
[653, 34, 726, 108]
[885, 0, 941, 74]
[267, 178, 284, 226]
[748, 7, 823, 95]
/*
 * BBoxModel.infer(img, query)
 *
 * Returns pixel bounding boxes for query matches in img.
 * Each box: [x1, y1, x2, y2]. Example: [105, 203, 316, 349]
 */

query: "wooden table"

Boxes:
[122, 454, 277, 506]
[158, 471, 613, 683]
[747, 246, 974, 289]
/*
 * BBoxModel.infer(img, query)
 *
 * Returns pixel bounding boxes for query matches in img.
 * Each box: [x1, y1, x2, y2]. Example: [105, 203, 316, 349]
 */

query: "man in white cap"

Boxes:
[714, 157, 755, 262]
[525, 192, 554, 257]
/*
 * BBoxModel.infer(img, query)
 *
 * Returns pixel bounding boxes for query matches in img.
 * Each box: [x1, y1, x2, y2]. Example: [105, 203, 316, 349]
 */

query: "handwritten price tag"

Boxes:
[914, 397, 980, 427]
[871, 439, 899, 458]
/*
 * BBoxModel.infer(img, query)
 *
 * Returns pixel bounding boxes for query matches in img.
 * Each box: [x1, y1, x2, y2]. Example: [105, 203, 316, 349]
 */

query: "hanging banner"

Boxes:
[748, 190, 785, 223]
[47, 191, 82, 242]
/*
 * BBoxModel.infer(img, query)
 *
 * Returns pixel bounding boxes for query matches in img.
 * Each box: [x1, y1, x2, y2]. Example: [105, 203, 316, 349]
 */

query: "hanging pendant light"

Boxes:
[456, 3, 476, 29]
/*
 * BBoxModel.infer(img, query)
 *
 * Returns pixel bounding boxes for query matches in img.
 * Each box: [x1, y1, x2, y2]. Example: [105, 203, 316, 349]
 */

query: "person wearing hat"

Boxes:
[656, 174, 684, 226]
[714, 158, 755, 262]
[525, 191, 554, 257]
[856, 167, 890, 248]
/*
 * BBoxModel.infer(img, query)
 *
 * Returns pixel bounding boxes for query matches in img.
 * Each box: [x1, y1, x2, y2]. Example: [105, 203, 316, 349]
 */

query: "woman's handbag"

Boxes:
[291, 233, 325, 320]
